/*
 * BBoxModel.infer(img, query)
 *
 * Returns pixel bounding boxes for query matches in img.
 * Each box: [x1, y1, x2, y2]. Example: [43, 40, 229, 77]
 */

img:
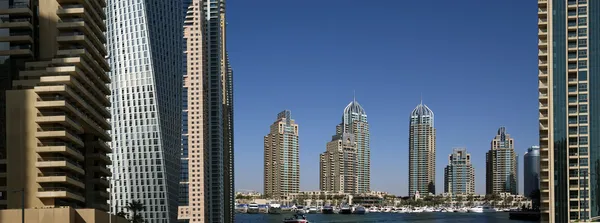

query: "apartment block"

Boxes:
[264, 110, 300, 199]
[485, 127, 518, 195]
[444, 148, 475, 195]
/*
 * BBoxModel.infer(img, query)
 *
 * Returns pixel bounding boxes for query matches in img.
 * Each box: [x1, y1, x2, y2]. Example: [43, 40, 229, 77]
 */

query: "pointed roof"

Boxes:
[343, 95, 366, 117]
[411, 100, 434, 117]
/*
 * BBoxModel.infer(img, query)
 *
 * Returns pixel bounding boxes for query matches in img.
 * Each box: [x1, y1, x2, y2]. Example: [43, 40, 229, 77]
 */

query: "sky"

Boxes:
[227, 0, 539, 196]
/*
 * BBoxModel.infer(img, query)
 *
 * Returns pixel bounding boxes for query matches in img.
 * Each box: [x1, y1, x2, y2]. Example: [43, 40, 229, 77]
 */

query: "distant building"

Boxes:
[523, 146, 540, 198]
[486, 127, 518, 195]
[320, 132, 358, 194]
[444, 148, 475, 195]
[264, 110, 300, 199]
[408, 101, 436, 196]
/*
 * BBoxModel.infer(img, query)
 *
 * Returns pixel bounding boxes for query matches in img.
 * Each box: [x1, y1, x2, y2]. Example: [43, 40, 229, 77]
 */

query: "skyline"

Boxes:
[230, 0, 539, 196]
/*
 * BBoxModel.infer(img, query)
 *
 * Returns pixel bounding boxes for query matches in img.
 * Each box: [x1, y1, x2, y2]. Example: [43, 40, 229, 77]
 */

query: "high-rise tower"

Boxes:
[485, 127, 518, 195]
[341, 98, 370, 193]
[538, 0, 599, 222]
[524, 146, 540, 198]
[320, 129, 358, 194]
[106, 0, 183, 222]
[444, 148, 475, 195]
[408, 101, 436, 196]
[202, 1, 234, 223]
[0, 0, 113, 219]
[264, 110, 300, 199]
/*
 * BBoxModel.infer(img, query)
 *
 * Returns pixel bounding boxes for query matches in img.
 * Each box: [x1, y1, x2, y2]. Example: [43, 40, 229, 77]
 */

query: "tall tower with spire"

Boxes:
[409, 100, 436, 196]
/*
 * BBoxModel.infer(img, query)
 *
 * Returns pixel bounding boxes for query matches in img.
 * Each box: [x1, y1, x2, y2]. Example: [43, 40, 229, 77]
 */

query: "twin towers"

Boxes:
[263, 97, 435, 198]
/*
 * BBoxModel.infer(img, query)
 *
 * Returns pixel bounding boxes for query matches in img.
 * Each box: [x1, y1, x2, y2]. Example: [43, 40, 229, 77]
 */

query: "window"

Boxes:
[580, 147, 588, 155]
[579, 39, 588, 47]
[579, 28, 588, 36]
[579, 126, 588, 134]
[579, 7, 587, 15]
[579, 104, 588, 113]
[579, 83, 587, 91]
[579, 60, 587, 69]
[579, 18, 587, 26]
[579, 94, 588, 102]
[579, 115, 588, 124]
[579, 71, 588, 81]
[579, 50, 587, 58]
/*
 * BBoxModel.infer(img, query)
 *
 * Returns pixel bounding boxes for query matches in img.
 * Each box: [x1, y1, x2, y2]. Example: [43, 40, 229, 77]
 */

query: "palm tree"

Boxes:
[125, 200, 146, 223]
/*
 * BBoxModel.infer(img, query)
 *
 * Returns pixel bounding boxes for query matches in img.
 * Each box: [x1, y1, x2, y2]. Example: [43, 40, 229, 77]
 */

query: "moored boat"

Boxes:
[247, 203, 259, 214]
[339, 205, 352, 214]
[353, 205, 367, 214]
[321, 205, 334, 214]
[269, 203, 282, 214]
[307, 206, 318, 214]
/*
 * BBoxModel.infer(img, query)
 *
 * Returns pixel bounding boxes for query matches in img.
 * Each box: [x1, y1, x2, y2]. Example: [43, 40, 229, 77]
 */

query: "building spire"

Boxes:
[353, 90, 356, 103]
[420, 93, 423, 105]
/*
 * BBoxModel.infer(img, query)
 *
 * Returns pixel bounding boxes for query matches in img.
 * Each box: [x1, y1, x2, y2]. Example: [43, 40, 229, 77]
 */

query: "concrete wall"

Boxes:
[0, 207, 128, 223]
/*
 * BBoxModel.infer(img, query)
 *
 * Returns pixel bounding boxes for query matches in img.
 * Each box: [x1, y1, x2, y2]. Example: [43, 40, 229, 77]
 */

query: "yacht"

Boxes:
[235, 204, 248, 213]
[321, 205, 334, 214]
[247, 203, 260, 214]
[397, 207, 408, 213]
[469, 205, 495, 213]
[307, 206, 318, 214]
[269, 203, 282, 214]
[411, 207, 424, 213]
[339, 205, 352, 214]
[353, 206, 366, 214]
[295, 206, 307, 214]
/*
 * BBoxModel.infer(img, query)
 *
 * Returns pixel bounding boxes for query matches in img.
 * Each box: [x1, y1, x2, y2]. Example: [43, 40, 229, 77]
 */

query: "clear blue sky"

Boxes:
[228, 0, 539, 196]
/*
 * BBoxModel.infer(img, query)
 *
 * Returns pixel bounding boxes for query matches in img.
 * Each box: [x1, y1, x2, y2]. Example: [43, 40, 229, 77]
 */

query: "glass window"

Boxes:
[579, 18, 587, 26]
[579, 28, 588, 36]
[580, 158, 589, 166]
[579, 71, 588, 80]
[579, 115, 588, 124]
[579, 104, 588, 113]
[579, 83, 588, 91]
[579, 50, 588, 58]
[580, 147, 589, 155]
[579, 7, 588, 15]
[579, 60, 587, 68]
[579, 94, 588, 102]
[579, 126, 588, 134]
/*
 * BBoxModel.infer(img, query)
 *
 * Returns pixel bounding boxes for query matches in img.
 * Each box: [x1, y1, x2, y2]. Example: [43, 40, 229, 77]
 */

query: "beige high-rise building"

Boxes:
[0, 0, 117, 222]
[444, 148, 475, 195]
[485, 127, 518, 195]
[320, 130, 358, 194]
[408, 102, 436, 197]
[264, 110, 300, 199]
[538, 1, 598, 222]
[178, 0, 234, 222]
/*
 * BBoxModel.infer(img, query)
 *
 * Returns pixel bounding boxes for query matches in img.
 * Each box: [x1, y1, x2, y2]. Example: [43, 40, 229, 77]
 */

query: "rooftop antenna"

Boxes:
[353, 90, 356, 103]
[420, 93, 423, 105]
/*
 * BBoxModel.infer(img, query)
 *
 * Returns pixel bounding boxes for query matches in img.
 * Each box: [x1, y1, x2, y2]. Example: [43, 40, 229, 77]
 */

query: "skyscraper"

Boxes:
[0, 0, 115, 222]
[444, 148, 475, 195]
[524, 146, 540, 198]
[202, 1, 235, 222]
[408, 101, 436, 196]
[264, 110, 300, 199]
[538, 1, 598, 222]
[320, 130, 358, 194]
[106, 0, 183, 222]
[341, 98, 370, 193]
[485, 127, 518, 195]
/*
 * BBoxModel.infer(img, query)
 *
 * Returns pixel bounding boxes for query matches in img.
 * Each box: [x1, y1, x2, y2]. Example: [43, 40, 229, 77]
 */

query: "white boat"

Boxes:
[368, 207, 379, 213]
[412, 207, 424, 213]
[247, 203, 260, 214]
[469, 205, 495, 213]
[269, 203, 282, 214]
[457, 207, 468, 213]
[307, 206, 318, 214]
[423, 207, 434, 212]
[397, 207, 408, 213]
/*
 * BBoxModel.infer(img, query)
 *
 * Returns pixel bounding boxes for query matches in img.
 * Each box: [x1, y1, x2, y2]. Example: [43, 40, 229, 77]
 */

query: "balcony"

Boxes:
[89, 153, 112, 165]
[35, 127, 84, 147]
[0, 18, 32, 29]
[37, 142, 84, 161]
[36, 156, 84, 172]
[93, 177, 110, 187]
[540, 123, 549, 130]
[36, 112, 84, 133]
[37, 187, 85, 203]
[0, 3, 33, 16]
[0, 45, 33, 56]
[92, 165, 111, 177]
[37, 172, 85, 188]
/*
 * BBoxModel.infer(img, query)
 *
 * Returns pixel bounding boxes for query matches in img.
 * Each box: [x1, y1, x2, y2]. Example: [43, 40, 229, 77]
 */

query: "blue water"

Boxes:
[235, 212, 532, 223]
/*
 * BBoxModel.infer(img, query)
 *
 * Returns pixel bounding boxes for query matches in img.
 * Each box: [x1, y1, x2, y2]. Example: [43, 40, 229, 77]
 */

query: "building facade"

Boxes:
[264, 110, 300, 199]
[0, 0, 112, 214]
[202, 1, 235, 223]
[444, 148, 475, 195]
[538, 0, 599, 222]
[408, 102, 436, 197]
[485, 127, 518, 195]
[320, 131, 358, 194]
[524, 146, 540, 198]
[106, 0, 183, 222]
[340, 99, 370, 193]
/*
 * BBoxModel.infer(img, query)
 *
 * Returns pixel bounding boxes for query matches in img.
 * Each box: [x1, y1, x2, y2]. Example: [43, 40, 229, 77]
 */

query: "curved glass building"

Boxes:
[106, 0, 183, 222]
[524, 146, 540, 198]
